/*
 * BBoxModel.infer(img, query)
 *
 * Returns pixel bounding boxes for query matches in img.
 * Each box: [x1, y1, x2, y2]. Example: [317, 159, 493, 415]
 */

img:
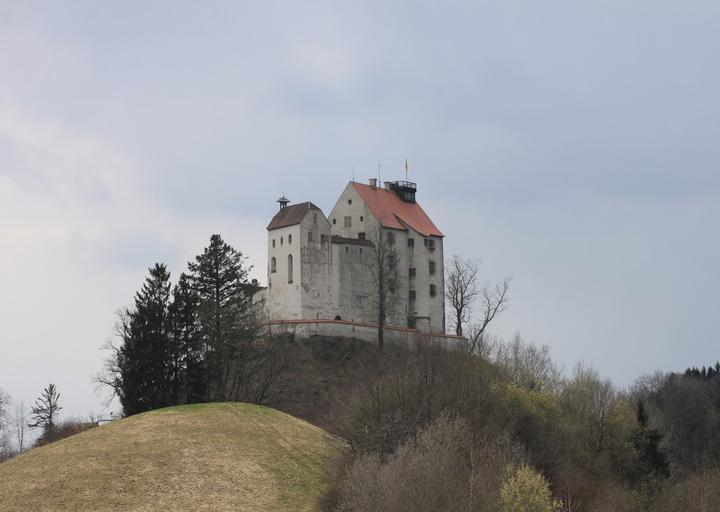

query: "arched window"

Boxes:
[287, 254, 293, 283]
[270, 257, 276, 273]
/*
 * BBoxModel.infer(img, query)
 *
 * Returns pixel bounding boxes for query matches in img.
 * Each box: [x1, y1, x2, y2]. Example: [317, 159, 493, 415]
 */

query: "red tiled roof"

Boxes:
[267, 202, 321, 230]
[352, 182, 444, 237]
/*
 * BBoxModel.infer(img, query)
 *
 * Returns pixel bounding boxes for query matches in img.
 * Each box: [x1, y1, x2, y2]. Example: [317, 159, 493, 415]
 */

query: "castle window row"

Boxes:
[408, 285, 439, 300]
[269, 256, 293, 283]
[332, 215, 364, 225]
[272, 235, 294, 247]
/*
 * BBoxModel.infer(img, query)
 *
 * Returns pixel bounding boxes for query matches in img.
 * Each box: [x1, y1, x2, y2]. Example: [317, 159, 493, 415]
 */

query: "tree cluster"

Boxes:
[323, 334, 720, 512]
[98, 234, 285, 417]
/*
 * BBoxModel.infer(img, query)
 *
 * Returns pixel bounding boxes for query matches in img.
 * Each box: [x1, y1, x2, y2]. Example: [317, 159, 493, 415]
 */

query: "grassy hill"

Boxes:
[0, 403, 348, 512]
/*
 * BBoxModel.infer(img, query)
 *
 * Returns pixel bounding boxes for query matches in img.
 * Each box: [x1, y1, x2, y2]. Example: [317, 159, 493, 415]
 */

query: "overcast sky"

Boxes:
[1, 1, 718, 420]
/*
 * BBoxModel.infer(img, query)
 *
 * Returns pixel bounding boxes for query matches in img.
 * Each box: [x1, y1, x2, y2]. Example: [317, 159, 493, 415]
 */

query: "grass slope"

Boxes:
[0, 403, 348, 512]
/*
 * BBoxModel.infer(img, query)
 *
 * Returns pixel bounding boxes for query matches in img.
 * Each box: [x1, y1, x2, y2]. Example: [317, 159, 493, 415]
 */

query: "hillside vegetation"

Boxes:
[0, 403, 347, 512]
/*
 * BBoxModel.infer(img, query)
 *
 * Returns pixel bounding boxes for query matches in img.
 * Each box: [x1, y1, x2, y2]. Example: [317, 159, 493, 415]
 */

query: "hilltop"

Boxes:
[0, 403, 348, 512]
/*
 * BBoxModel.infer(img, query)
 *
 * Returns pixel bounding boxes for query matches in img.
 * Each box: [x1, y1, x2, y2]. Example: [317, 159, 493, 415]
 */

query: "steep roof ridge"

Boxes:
[351, 182, 443, 237]
[267, 201, 321, 230]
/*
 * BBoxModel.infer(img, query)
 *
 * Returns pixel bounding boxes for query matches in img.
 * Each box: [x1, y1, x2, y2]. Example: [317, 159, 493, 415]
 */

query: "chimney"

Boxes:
[384, 181, 393, 191]
[368, 178, 377, 188]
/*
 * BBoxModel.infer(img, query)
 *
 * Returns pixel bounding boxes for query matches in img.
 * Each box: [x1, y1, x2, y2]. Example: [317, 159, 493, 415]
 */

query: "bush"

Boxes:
[499, 464, 562, 512]
[336, 415, 523, 512]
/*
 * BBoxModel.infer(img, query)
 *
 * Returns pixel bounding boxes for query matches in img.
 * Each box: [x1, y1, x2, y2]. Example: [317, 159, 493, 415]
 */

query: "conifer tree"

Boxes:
[188, 234, 254, 400]
[28, 383, 62, 441]
[629, 400, 670, 484]
[118, 263, 173, 415]
[168, 272, 205, 404]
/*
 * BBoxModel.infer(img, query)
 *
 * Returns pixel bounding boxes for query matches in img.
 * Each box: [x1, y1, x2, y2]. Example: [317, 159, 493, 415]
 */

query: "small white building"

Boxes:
[260, 179, 447, 337]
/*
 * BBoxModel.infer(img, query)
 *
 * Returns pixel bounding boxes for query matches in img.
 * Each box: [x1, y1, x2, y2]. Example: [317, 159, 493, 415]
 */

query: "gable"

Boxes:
[267, 202, 322, 230]
[352, 182, 444, 237]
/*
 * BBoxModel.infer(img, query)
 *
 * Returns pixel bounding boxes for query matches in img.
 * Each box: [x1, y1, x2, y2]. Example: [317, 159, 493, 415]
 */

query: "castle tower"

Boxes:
[266, 200, 334, 320]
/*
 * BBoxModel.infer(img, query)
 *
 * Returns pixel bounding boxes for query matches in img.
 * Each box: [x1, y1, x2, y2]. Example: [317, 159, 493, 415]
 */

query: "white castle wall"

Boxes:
[265, 180, 446, 334]
[266, 224, 302, 320]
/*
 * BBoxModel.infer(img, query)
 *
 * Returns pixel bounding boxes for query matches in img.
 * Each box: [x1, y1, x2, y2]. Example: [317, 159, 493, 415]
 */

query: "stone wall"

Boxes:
[264, 318, 466, 349]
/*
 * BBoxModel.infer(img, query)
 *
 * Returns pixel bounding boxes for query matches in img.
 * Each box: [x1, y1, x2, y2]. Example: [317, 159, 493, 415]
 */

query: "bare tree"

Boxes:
[369, 224, 400, 350]
[465, 278, 510, 353]
[0, 389, 9, 458]
[14, 401, 26, 452]
[445, 255, 480, 336]
[94, 310, 130, 409]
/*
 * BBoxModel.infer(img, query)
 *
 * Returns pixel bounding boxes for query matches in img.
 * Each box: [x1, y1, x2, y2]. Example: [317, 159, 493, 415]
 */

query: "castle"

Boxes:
[257, 179, 458, 343]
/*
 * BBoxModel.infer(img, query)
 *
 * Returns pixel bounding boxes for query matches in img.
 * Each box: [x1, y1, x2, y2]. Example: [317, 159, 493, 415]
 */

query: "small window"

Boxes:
[358, 232, 366, 240]
[387, 232, 395, 245]
[272, 239, 276, 248]
[429, 261, 436, 275]
[313, 212, 318, 224]
[359, 248, 363, 255]
[287, 254, 293, 283]
[409, 289, 417, 300]
[321, 234, 329, 243]
[270, 257, 277, 273]
[388, 254, 396, 268]
[429, 284, 437, 297]
[409, 267, 416, 278]
[288, 234, 292, 244]
[348, 199, 352, 205]
[360, 215, 364, 222]
[408, 238, 414, 248]
[333, 218, 336, 225]
[308, 232, 313, 242]
[428, 238, 436, 251]
[280, 236, 284, 245]
[344, 216, 352, 227]
[345, 246, 349, 254]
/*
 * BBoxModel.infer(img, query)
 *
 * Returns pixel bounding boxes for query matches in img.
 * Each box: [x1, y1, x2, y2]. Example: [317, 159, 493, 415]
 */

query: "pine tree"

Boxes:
[168, 272, 205, 404]
[28, 384, 62, 441]
[118, 263, 173, 415]
[188, 234, 254, 400]
[630, 400, 670, 484]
